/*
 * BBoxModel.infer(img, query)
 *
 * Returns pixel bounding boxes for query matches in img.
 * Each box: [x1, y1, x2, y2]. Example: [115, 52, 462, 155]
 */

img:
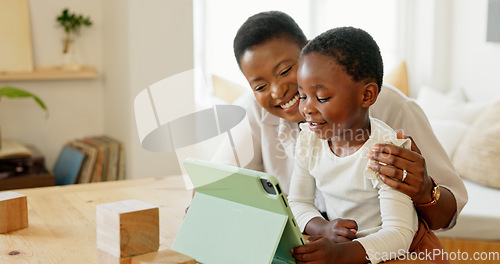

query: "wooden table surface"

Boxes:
[0, 175, 434, 264]
[0, 175, 192, 263]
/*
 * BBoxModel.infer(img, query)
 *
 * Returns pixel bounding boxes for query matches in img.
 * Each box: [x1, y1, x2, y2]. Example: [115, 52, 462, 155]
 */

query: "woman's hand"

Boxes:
[366, 132, 457, 230]
[366, 132, 434, 204]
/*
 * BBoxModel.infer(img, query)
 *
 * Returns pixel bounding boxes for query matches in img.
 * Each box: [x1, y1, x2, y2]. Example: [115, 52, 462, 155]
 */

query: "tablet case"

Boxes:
[172, 158, 305, 264]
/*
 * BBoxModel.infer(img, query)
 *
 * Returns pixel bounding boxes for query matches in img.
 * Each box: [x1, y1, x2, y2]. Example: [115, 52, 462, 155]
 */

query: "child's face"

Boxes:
[297, 53, 369, 140]
[239, 37, 305, 123]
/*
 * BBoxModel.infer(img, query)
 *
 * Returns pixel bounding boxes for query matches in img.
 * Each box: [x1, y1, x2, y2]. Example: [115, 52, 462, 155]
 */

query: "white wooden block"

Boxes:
[96, 199, 159, 263]
[0, 191, 28, 233]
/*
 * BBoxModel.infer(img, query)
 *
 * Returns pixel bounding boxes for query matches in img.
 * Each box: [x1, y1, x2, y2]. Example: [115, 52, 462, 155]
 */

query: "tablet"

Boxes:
[172, 158, 305, 264]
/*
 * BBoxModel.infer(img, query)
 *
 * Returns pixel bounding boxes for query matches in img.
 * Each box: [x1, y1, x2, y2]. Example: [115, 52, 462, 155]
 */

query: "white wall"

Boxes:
[1, 0, 194, 179]
[0, 0, 103, 170]
[450, 0, 500, 102]
[405, 0, 500, 101]
[403, 0, 452, 96]
[103, 0, 194, 179]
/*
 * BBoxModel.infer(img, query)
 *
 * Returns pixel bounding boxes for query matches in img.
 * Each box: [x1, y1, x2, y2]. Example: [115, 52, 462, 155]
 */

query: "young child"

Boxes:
[288, 27, 448, 264]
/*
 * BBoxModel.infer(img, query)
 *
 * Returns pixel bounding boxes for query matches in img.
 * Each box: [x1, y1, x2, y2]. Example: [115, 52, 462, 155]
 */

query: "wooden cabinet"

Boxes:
[0, 144, 55, 190]
[0, 173, 55, 191]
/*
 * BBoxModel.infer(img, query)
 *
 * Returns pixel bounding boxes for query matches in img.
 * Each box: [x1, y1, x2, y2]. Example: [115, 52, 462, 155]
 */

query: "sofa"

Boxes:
[414, 86, 500, 242]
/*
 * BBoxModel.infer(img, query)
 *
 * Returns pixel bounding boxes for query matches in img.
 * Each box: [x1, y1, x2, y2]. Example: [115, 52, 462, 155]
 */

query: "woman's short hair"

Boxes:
[233, 11, 307, 68]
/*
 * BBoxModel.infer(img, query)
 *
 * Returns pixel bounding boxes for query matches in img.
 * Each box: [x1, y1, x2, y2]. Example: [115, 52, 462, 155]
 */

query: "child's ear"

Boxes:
[361, 82, 379, 108]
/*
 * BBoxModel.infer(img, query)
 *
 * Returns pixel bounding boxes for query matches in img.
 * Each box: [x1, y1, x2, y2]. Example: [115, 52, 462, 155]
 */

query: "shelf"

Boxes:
[0, 66, 98, 81]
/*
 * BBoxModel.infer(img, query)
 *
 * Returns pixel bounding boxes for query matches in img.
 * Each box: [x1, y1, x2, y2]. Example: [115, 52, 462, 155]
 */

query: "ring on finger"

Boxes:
[402, 169, 408, 182]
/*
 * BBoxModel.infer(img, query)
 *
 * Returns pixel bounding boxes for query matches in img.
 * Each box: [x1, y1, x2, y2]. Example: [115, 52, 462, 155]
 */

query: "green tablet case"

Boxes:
[172, 158, 305, 264]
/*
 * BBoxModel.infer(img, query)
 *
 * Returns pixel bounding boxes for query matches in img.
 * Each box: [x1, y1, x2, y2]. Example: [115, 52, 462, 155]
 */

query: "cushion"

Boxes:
[416, 86, 489, 125]
[384, 60, 409, 96]
[453, 100, 500, 189]
[428, 119, 469, 158]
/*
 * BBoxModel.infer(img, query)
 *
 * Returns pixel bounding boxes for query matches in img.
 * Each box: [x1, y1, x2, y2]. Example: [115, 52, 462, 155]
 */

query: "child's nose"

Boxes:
[301, 102, 315, 115]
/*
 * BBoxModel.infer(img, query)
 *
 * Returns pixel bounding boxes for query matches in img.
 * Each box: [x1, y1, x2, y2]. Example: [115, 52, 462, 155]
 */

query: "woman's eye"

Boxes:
[317, 97, 330, 103]
[279, 66, 292, 76]
[254, 85, 266, 91]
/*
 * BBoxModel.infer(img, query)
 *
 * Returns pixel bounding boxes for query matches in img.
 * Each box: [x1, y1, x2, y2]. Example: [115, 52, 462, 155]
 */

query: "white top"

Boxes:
[211, 84, 467, 229]
[288, 118, 418, 264]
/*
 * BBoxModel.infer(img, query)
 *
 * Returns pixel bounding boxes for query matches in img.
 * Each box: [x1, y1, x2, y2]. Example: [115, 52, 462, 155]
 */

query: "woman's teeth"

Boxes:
[280, 94, 299, 109]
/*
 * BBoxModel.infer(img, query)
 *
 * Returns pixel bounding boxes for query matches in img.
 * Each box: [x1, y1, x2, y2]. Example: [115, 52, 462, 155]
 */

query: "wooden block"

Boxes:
[0, 191, 28, 233]
[96, 199, 159, 263]
[98, 250, 132, 264]
[130, 249, 196, 264]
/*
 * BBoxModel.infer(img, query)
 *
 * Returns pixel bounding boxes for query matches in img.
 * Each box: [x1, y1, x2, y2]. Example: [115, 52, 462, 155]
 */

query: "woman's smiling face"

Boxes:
[239, 37, 305, 123]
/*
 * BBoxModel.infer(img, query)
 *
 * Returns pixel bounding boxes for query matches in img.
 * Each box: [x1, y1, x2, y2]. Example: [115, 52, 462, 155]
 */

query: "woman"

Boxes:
[213, 10, 466, 237]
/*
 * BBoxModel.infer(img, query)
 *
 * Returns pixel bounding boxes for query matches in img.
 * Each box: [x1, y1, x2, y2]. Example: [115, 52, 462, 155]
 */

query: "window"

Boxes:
[194, 0, 401, 95]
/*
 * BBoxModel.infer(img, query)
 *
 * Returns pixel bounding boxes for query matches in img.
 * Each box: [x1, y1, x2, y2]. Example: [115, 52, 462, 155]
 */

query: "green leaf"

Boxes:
[56, 8, 92, 35]
[0, 86, 49, 116]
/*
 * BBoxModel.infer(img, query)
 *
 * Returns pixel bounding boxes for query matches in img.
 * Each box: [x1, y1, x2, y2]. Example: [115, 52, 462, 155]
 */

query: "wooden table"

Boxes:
[0, 175, 191, 263]
[0, 175, 435, 263]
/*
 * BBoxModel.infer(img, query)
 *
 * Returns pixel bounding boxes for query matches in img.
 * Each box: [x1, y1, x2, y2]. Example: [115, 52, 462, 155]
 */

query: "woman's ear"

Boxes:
[361, 82, 379, 108]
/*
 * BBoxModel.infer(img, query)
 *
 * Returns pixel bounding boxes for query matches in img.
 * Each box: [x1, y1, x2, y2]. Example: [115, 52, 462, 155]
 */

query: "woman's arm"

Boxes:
[367, 133, 457, 229]
[370, 85, 467, 230]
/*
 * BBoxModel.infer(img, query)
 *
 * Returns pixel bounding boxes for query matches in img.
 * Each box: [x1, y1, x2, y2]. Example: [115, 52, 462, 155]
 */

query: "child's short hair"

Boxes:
[233, 11, 307, 68]
[301, 27, 383, 91]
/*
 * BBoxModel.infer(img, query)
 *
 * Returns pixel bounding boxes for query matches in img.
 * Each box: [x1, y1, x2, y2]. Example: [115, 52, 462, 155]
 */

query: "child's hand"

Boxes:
[291, 236, 343, 264]
[320, 218, 358, 243]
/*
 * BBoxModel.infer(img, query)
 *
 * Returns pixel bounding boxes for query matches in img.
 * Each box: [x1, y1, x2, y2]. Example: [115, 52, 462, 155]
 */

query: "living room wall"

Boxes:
[404, 0, 500, 100]
[449, 0, 500, 102]
[0, 0, 103, 173]
[0, 0, 194, 180]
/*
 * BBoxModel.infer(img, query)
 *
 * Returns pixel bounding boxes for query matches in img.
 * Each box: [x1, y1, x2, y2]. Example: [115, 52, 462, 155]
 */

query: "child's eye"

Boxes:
[317, 97, 330, 103]
[298, 91, 306, 100]
[278, 66, 293, 76]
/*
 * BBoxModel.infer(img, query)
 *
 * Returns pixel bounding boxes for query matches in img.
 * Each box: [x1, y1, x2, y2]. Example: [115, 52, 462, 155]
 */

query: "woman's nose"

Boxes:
[270, 83, 286, 99]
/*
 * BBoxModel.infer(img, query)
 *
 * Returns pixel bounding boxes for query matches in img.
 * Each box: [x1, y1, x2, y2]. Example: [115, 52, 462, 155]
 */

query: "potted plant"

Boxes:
[56, 8, 93, 71]
[0, 86, 48, 149]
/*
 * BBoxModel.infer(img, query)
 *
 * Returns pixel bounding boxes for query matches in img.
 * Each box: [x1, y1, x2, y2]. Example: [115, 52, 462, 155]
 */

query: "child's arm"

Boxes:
[292, 186, 417, 264]
[289, 161, 359, 243]
[304, 217, 358, 242]
[288, 161, 323, 232]
[354, 184, 418, 264]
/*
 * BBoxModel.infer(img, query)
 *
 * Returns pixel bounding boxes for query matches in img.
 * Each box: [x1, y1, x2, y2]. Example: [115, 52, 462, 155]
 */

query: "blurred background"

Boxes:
[0, 0, 498, 180]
